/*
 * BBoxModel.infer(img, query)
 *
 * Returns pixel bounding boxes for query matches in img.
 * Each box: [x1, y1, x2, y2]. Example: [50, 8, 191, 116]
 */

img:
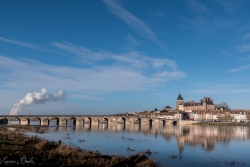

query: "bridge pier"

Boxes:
[76, 119, 83, 127]
[20, 119, 29, 125]
[59, 119, 67, 126]
[92, 121, 98, 126]
[91, 118, 98, 126]
[40, 118, 49, 126]
[41, 121, 48, 126]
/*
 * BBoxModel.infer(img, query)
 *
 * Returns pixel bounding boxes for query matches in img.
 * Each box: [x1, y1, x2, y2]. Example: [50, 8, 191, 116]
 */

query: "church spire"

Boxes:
[177, 92, 183, 100]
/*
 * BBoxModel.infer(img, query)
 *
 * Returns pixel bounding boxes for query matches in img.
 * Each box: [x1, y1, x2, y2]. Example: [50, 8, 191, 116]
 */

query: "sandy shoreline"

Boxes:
[0, 125, 160, 166]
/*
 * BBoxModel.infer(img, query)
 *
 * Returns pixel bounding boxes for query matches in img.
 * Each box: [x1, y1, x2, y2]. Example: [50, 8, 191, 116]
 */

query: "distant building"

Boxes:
[154, 111, 161, 114]
[215, 107, 225, 110]
[164, 106, 172, 111]
[176, 92, 184, 110]
[176, 92, 215, 112]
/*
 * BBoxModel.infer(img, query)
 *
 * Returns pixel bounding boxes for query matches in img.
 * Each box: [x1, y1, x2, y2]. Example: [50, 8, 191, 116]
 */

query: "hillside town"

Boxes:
[123, 92, 250, 123]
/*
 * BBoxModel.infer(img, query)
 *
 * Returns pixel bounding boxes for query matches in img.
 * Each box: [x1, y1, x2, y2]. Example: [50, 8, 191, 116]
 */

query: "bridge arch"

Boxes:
[1, 116, 21, 125]
[172, 120, 178, 125]
[28, 117, 41, 125]
[0, 118, 8, 124]
[148, 119, 153, 125]
[116, 117, 126, 124]
[84, 117, 92, 124]
[67, 117, 76, 126]
[99, 117, 109, 125]
[41, 118, 50, 126]
[134, 118, 141, 124]
[49, 117, 59, 126]
[84, 119, 91, 130]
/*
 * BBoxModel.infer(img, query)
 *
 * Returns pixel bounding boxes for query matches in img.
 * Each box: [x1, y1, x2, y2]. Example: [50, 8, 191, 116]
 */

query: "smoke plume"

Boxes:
[10, 88, 69, 115]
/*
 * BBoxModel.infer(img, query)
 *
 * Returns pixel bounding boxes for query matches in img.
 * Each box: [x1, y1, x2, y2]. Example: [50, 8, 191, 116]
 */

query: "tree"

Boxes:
[154, 108, 158, 111]
[215, 102, 231, 111]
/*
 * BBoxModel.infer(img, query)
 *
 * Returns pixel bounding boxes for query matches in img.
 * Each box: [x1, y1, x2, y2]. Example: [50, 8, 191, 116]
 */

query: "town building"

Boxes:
[176, 92, 215, 112]
[164, 106, 173, 111]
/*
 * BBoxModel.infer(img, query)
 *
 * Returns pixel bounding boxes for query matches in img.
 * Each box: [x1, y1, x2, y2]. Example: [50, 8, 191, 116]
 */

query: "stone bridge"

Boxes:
[0, 115, 179, 126]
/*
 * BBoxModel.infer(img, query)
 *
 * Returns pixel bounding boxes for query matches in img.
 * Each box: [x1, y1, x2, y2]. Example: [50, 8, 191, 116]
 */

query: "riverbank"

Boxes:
[0, 125, 160, 166]
[192, 122, 250, 126]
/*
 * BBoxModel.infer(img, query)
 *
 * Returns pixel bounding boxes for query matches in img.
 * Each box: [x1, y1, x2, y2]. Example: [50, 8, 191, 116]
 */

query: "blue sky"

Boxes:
[1, 0, 250, 115]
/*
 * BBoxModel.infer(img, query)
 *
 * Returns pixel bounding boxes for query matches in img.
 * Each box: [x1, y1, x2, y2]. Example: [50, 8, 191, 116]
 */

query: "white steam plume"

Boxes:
[10, 88, 70, 115]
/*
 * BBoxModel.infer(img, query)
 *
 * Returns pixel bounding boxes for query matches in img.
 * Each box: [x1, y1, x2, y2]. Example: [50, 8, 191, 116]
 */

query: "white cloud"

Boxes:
[0, 52, 185, 94]
[215, 0, 240, 12]
[0, 40, 185, 114]
[228, 64, 250, 72]
[52, 42, 177, 70]
[102, 0, 168, 52]
[234, 44, 250, 52]
[153, 71, 186, 83]
[243, 33, 250, 39]
[126, 34, 141, 46]
[186, 0, 209, 14]
[0, 36, 64, 55]
[189, 83, 250, 94]
[52, 41, 109, 62]
[150, 12, 165, 17]
[191, 88, 250, 94]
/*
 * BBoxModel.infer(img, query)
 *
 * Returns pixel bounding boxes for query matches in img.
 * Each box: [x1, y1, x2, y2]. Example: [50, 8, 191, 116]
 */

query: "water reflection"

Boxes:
[69, 123, 250, 152]
[7, 121, 250, 166]
[8, 121, 250, 146]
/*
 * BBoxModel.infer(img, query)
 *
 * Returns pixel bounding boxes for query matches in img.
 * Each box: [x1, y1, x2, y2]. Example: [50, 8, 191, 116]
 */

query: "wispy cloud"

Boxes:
[0, 45, 185, 94]
[220, 49, 234, 57]
[52, 42, 178, 71]
[0, 55, 146, 94]
[228, 64, 250, 72]
[185, 0, 209, 14]
[52, 41, 109, 63]
[189, 83, 250, 94]
[0, 36, 64, 55]
[102, 0, 168, 52]
[126, 34, 141, 46]
[191, 88, 250, 94]
[215, 0, 240, 12]
[234, 44, 250, 52]
[243, 33, 250, 39]
[150, 12, 165, 17]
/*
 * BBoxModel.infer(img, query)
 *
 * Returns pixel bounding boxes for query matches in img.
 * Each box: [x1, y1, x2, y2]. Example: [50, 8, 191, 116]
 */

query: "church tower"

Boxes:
[176, 92, 184, 110]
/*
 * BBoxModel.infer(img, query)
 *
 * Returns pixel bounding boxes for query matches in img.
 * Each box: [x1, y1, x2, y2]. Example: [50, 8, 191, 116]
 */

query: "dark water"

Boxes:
[8, 121, 250, 167]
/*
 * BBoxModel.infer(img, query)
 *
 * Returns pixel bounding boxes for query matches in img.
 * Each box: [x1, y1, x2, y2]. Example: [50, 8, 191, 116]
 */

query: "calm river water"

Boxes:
[8, 121, 250, 167]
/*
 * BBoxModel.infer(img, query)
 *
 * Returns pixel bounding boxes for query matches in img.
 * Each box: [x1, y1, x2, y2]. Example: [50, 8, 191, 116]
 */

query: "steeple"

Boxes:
[176, 92, 184, 111]
[177, 91, 183, 100]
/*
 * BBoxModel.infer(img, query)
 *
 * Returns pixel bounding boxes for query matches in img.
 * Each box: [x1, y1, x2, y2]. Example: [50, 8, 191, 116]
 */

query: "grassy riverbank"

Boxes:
[0, 125, 160, 167]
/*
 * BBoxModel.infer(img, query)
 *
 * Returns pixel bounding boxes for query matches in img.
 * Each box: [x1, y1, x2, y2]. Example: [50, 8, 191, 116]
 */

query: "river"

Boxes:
[7, 121, 250, 167]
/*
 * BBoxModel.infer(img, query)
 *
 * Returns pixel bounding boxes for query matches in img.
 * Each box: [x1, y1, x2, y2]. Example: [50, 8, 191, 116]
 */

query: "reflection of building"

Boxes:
[176, 92, 214, 111]
[76, 122, 250, 153]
